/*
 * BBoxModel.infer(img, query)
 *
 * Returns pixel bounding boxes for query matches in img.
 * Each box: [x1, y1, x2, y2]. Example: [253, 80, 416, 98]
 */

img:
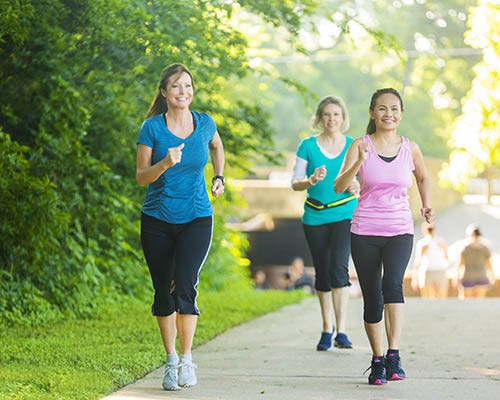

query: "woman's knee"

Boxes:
[176, 291, 200, 315]
[382, 280, 404, 303]
[151, 293, 176, 316]
[364, 302, 384, 323]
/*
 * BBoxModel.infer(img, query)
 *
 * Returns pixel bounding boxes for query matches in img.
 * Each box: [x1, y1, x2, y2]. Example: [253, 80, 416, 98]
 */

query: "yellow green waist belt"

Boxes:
[305, 194, 357, 210]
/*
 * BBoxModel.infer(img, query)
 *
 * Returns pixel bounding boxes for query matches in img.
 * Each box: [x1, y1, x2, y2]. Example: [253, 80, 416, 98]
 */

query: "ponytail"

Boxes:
[366, 119, 376, 135]
[146, 93, 168, 119]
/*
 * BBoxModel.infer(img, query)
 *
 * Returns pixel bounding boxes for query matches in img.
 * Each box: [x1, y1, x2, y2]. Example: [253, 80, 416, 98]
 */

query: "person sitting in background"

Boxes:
[254, 269, 270, 290]
[286, 257, 315, 293]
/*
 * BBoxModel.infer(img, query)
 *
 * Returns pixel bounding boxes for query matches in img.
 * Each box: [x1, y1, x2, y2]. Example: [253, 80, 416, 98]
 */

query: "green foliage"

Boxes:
[440, 0, 500, 191]
[0, 130, 147, 325]
[240, 0, 479, 158]
[237, 0, 320, 40]
[0, 0, 34, 45]
[0, 289, 309, 400]
[200, 214, 252, 292]
[0, 0, 320, 323]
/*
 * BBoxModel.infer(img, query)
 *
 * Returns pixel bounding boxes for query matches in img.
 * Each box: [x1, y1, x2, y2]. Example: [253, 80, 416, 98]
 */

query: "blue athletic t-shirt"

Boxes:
[296, 135, 357, 226]
[137, 111, 216, 224]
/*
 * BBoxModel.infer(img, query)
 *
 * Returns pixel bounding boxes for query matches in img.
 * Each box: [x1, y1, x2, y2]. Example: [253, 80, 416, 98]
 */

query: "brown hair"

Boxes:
[366, 88, 404, 135]
[146, 63, 195, 118]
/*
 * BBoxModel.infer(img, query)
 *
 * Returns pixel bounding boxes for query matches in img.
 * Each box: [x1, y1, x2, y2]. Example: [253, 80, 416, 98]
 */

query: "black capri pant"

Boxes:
[140, 213, 213, 317]
[351, 233, 413, 324]
[303, 219, 352, 292]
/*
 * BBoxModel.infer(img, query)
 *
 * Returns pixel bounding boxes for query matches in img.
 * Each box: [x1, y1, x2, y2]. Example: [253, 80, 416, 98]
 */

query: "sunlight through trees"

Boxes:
[440, 0, 500, 200]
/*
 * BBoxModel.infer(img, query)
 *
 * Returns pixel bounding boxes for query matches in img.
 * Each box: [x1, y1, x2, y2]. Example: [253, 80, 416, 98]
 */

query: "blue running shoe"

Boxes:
[385, 353, 406, 381]
[316, 331, 333, 351]
[334, 333, 352, 349]
[364, 357, 387, 385]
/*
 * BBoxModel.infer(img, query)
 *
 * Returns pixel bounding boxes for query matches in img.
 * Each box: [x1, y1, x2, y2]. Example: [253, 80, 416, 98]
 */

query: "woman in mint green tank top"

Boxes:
[291, 95, 359, 351]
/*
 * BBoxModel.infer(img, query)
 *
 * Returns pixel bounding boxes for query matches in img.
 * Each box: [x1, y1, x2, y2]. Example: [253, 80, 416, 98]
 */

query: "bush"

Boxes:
[0, 131, 148, 324]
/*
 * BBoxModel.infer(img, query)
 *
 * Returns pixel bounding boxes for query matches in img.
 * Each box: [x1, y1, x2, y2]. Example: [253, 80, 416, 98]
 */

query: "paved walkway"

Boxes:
[102, 201, 500, 400]
[103, 297, 500, 400]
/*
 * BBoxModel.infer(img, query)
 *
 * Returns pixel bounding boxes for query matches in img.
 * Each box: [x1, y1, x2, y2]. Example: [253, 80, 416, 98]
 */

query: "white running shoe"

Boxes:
[162, 363, 181, 391]
[178, 359, 198, 387]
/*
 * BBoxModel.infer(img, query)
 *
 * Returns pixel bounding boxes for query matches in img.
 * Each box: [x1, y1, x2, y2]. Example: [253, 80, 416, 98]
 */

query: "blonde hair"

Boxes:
[311, 95, 350, 132]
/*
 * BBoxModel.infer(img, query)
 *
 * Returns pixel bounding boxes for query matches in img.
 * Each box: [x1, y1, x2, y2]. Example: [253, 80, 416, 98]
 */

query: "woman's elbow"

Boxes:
[136, 173, 147, 186]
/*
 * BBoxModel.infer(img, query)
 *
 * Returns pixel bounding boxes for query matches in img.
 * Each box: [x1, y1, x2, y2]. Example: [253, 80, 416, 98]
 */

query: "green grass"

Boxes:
[0, 288, 309, 400]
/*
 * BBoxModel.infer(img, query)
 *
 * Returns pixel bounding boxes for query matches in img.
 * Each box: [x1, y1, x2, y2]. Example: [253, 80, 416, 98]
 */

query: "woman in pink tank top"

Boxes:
[334, 88, 432, 386]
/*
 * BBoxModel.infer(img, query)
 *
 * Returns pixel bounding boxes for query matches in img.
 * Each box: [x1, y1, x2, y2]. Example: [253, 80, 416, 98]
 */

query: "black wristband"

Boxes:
[212, 175, 225, 185]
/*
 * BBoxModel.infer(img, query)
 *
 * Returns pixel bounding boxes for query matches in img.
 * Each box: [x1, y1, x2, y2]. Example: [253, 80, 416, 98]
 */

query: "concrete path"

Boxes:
[102, 201, 500, 400]
[102, 297, 500, 400]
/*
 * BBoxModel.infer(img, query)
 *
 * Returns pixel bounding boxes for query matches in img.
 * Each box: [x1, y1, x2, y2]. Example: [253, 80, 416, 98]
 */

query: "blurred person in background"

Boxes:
[455, 224, 495, 299]
[254, 269, 270, 290]
[412, 222, 450, 298]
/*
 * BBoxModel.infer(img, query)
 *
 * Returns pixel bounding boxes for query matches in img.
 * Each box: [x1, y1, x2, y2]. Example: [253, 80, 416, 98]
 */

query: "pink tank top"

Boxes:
[351, 135, 415, 236]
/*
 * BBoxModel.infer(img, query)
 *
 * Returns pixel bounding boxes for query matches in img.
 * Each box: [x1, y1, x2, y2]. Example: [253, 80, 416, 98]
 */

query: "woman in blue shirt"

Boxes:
[292, 95, 358, 351]
[136, 63, 225, 391]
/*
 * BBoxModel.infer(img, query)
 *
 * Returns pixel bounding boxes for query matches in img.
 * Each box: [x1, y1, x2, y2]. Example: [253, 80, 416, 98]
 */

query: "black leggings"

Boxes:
[303, 219, 351, 292]
[140, 213, 213, 316]
[351, 233, 413, 323]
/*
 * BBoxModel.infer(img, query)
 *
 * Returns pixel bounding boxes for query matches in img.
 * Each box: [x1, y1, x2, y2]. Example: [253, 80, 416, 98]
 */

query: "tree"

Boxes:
[440, 0, 500, 201]
[237, 0, 480, 157]
[0, 0, 322, 323]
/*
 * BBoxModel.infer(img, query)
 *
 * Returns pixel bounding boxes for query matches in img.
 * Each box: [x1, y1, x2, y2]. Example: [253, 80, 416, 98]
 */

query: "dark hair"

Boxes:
[366, 88, 404, 135]
[466, 224, 482, 237]
[146, 63, 195, 118]
[312, 95, 350, 132]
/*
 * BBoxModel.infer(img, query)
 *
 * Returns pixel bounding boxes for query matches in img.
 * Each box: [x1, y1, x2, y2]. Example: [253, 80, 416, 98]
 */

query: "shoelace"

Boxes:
[363, 360, 385, 376]
[385, 356, 400, 370]
[335, 334, 351, 346]
[163, 364, 179, 388]
[179, 360, 198, 370]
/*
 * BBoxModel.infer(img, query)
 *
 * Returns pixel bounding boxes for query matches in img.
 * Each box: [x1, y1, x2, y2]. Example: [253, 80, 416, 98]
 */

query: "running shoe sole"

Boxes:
[387, 373, 405, 381]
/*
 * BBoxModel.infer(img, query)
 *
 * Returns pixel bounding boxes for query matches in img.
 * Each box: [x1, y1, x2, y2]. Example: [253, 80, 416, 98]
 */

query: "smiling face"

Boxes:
[161, 71, 193, 110]
[370, 93, 403, 132]
[321, 103, 344, 134]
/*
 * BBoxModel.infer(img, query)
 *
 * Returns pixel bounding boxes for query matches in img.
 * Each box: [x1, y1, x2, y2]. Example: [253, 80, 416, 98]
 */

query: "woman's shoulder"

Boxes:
[140, 114, 163, 133]
[302, 135, 318, 143]
[142, 113, 162, 123]
[297, 135, 318, 148]
[402, 135, 418, 148]
[193, 111, 216, 130]
[404, 137, 425, 159]
[192, 111, 214, 122]
[350, 136, 366, 146]
[344, 134, 361, 144]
